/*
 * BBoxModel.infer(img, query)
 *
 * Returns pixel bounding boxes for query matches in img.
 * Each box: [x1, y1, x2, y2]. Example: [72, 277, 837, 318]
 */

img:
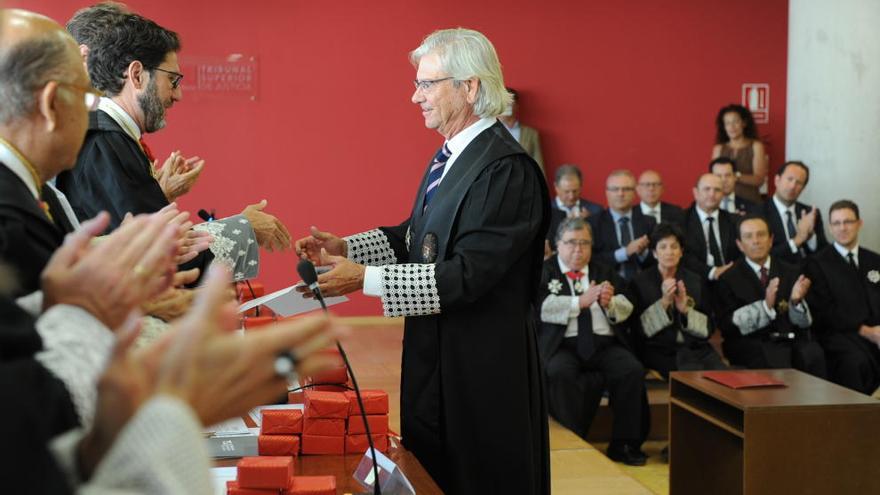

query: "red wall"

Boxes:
[15, 0, 788, 315]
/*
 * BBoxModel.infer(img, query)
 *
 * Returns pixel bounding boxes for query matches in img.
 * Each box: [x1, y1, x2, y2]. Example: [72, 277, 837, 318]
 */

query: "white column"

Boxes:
[787, 0, 880, 250]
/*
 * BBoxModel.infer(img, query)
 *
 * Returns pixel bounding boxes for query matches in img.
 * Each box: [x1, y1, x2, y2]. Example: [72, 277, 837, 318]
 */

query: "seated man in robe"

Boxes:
[716, 215, 826, 378]
[537, 217, 649, 466]
[806, 200, 880, 394]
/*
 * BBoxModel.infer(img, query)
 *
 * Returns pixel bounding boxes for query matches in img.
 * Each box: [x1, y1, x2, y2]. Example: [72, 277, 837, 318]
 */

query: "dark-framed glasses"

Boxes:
[153, 67, 184, 89]
[413, 77, 454, 92]
[561, 239, 592, 248]
[830, 219, 859, 228]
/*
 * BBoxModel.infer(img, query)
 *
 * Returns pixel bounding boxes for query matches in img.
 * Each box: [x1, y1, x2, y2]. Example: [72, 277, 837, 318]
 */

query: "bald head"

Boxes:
[693, 173, 723, 213]
[0, 9, 93, 178]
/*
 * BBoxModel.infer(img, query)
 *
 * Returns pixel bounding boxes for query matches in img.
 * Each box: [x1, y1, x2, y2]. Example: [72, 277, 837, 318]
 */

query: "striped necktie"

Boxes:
[423, 143, 451, 210]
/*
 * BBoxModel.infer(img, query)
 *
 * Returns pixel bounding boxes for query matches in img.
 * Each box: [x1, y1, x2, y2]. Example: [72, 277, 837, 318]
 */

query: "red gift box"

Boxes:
[345, 433, 389, 454]
[303, 391, 348, 419]
[347, 414, 388, 435]
[303, 417, 345, 436]
[308, 383, 351, 392]
[307, 366, 349, 384]
[261, 409, 303, 435]
[236, 456, 293, 489]
[301, 434, 345, 455]
[244, 316, 277, 330]
[345, 390, 389, 416]
[226, 480, 279, 495]
[282, 475, 337, 495]
[258, 434, 300, 456]
[288, 391, 304, 404]
[237, 281, 266, 299]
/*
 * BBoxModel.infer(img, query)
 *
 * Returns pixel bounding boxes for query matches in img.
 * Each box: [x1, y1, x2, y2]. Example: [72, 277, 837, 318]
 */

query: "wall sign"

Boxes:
[742, 83, 769, 123]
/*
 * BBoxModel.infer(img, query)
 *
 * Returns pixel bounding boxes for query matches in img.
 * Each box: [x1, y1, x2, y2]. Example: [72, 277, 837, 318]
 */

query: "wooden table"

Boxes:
[669, 369, 880, 495]
[217, 445, 442, 494]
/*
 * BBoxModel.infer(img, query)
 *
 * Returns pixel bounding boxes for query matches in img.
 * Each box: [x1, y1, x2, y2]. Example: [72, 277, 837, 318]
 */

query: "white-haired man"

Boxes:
[296, 28, 550, 495]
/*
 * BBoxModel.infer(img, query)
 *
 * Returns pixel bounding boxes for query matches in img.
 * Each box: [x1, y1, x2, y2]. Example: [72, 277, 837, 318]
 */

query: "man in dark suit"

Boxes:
[710, 157, 758, 217]
[295, 28, 550, 494]
[682, 174, 740, 283]
[636, 169, 685, 227]
[806, 200, 880, 394]
[537, 217, 648, 466]
[591, 170, 656, 281]
[717, 215, 826, 377]
[763, 161, 828, 266]
[0, 7, 98, 297]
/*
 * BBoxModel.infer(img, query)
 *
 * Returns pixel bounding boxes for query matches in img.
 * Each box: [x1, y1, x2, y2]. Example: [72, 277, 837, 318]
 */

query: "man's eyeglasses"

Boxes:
[560, 239, 592, 248]
[153, 67, 184, 90]
[638, 182, 662, 188]
[413, 77, 454, 92]
[56, 81, 102, 112]
[607, 186, 635, 193]
[830, 219, 859, 228]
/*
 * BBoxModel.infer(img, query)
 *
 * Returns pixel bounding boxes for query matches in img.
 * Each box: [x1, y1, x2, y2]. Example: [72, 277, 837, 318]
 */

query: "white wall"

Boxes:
[787, 0, 880, 250]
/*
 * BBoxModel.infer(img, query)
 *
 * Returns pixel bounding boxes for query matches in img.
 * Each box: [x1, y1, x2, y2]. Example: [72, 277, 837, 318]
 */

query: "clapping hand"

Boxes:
[764, 277, 780, 309]
[660, 278, 677, 309]
[579, 281, 602, 308]
[156, 151, 205, 202]
[673, 280, 690, 313]
[790, 275, 811, 305]
[598, 281, 614, 308]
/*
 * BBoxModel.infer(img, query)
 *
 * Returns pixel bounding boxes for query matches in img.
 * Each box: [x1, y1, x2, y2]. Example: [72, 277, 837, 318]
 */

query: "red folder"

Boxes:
[702, 371, 786, 389]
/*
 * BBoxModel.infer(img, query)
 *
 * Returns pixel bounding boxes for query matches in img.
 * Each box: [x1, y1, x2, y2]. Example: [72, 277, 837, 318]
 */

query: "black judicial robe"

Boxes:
[57, 110, 168, 230]
[0, 164, 67, 297]
[0, 295, 79, 494]
[378, 122, 550, 495]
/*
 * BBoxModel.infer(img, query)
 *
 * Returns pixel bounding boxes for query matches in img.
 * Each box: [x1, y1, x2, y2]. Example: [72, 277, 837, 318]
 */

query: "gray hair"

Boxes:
[0, 34, 72, 125]
[556, 216, 593, 242]
[410, 28, 512, 119]
[555, 164, 583, 185]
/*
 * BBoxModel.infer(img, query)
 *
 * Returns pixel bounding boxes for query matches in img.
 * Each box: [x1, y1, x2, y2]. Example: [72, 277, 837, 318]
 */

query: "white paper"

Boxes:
[211, 467, 237, 495]
[247, 403, 304, 426]
[204, 417, 249, 437]
[237, 282, 348, 316]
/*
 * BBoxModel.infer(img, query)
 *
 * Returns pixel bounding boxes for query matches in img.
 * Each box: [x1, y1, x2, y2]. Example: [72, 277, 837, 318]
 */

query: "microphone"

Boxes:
[293, 259, 382, 495]
[197, 208, 215, 222]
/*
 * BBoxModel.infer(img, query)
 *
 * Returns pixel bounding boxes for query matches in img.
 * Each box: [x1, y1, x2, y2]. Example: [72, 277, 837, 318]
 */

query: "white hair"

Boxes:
[410, 27, 512, 119]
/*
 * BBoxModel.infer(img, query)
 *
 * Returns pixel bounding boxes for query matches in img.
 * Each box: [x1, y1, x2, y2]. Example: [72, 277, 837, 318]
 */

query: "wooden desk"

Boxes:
[217, 446, 442, 494]
[669, 369, 880, 495]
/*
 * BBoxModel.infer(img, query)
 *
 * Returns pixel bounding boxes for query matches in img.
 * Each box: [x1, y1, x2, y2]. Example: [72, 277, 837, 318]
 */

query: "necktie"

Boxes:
[785, 210, 797, 239]
[847, 252, 858, 271]
[759, 266, 769, 288]
[139, 136, 156, 163]
[706, 217, 724, 266]
[423, 143, 451, 210]
[618, 217, 636, 279]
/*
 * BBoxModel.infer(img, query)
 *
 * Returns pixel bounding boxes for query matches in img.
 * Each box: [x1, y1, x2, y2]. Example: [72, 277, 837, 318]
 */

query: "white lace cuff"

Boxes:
[541, 295, 576, 325]
[606, 294, 633, 323]
[788, 300, 812, 328]
[35, 304, 114, 427]
[732, 300, 773, 336]
[682, 308, 709, 339]
[15, 291, 43, 316]
[640, 300, 672, 338]
[193, 215, 259, 281]
[84, 396, 213, 495]
[379, 264, 440, 317]
[345, 229, 397, 266]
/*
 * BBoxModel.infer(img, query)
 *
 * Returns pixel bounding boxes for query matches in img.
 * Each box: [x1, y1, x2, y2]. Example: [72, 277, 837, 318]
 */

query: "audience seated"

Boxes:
[711, 104, 767, 204]
[710, 157, 757, 216]
[682, 174, 740, 285]
[499, 87, 544, 171]
[762, 161, 828, 267]
[538, 217, 649, 466]
[627, 223, 726, 378]
[806, 200, 880, 395]
[548, 164, 603, 251]
[716, 215, 826, 377]
[590, 170, 655, 282]
[636, 170, 684, 227]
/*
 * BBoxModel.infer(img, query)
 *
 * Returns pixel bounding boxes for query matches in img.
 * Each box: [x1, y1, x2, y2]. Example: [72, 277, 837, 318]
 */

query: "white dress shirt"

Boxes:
[834, 242, 859, 268]
[640, 201, 661, 224]
[557, 257, 613, 338]
[363, 117, 497, 297]
[695, 206, 724, 279]
[772, 195, 818, 253]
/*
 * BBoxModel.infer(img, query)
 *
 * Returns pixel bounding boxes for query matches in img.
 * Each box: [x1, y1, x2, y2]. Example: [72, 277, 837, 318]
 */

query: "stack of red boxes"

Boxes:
[228, 456, 336, 495]
[344, 389, 390, 454]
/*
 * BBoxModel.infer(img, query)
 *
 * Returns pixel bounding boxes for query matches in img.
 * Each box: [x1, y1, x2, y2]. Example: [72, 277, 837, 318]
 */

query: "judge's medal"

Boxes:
[421, 232, 438, 263]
